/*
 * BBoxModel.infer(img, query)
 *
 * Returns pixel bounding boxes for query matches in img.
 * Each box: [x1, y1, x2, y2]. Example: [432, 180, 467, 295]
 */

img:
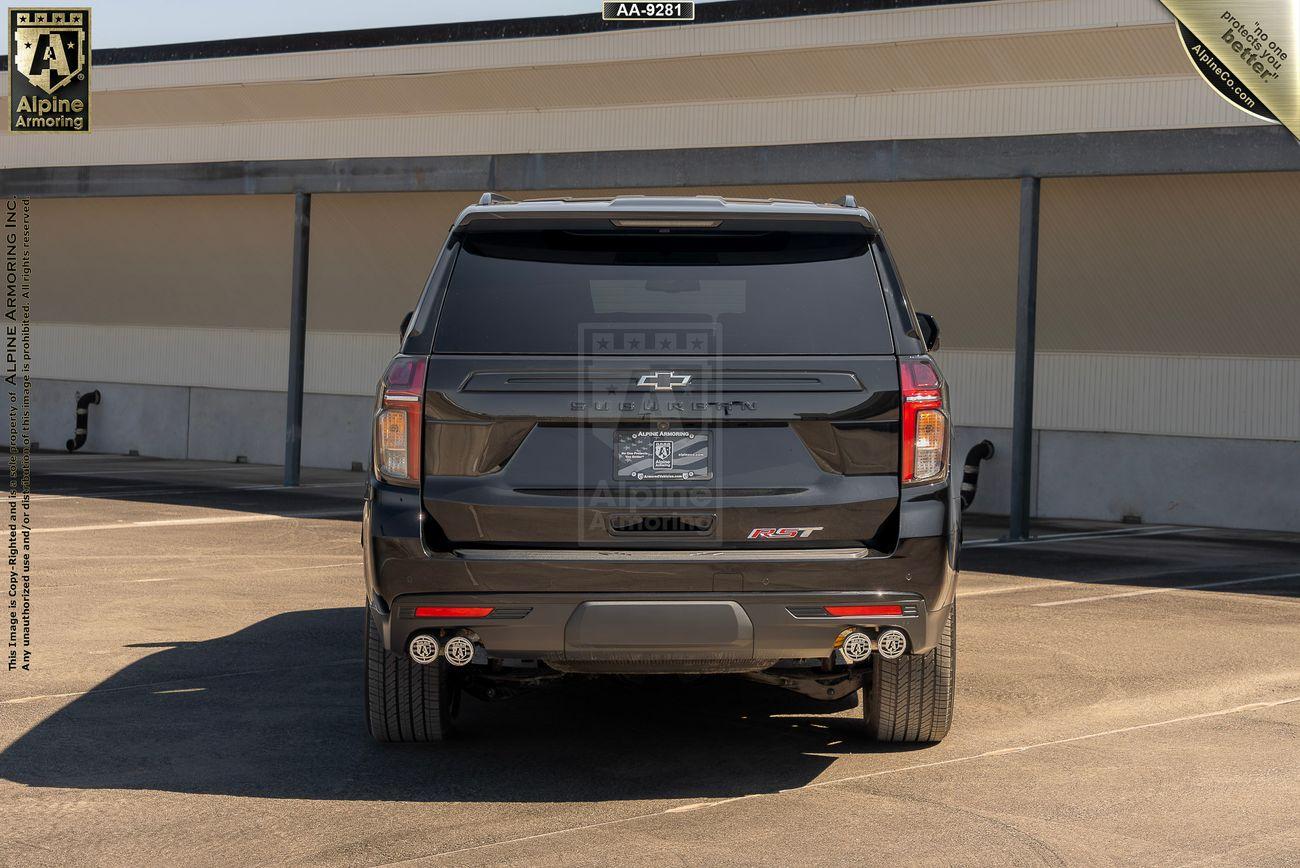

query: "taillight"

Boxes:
[413, 606, 493, 618]
[824, 604, 904, 617]
[900, 357, 946, 483]
[375, 356, 426, 486]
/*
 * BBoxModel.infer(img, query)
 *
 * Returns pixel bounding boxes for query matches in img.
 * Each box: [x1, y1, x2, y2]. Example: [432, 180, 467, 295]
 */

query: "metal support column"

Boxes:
[1009, 177, 1040, 540]
[284, 191, 311, 487]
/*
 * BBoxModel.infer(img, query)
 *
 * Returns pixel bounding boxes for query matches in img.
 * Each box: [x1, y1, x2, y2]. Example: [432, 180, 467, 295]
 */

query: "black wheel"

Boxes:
[364, 604, 456, 742]
[864, 605, 955, 743]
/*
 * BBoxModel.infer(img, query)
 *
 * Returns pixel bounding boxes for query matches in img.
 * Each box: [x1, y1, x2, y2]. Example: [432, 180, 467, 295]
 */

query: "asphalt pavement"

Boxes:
[3, 452, 1298, 866]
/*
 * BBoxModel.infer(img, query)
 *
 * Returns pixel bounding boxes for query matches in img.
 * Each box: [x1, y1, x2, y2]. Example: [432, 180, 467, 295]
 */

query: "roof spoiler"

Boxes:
[458, 193, 878, 234]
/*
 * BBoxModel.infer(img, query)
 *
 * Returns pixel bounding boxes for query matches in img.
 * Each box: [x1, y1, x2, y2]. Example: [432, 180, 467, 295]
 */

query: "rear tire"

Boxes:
[365, 604, 455, 742]
[864, 605, 955, 743]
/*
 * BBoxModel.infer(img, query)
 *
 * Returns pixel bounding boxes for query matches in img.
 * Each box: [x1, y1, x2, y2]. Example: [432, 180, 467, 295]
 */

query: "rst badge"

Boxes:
[748, 527, 824, 540]
[8, 8, 91, 132]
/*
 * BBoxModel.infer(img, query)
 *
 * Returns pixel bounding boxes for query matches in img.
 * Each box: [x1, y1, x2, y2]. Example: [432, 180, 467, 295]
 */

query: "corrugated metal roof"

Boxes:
[2, 0, 1173, 92]
[84, 26, 1187, 128]
[10, 78, 1258, 170]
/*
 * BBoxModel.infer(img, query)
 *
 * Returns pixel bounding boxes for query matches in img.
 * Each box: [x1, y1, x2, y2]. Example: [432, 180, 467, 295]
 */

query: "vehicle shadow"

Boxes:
[961, 524, 1300, 601]
[1, 607, 920, 803]
[32, 456, 364, 522]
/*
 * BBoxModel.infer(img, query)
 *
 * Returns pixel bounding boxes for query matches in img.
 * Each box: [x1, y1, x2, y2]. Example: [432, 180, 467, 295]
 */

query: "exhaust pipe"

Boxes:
[443, 634, 476, 667]
[408, 634, 440, 665]
[838, 630, 873, 664]
[877, 629, 908, 660]
[960, 440, 995, 510]
[66, 390, 101, 452]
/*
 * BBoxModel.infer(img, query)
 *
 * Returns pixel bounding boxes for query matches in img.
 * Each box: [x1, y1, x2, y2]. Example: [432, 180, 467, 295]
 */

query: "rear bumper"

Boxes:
[364, 480, 959, 665]
[374, 591, 950, 666]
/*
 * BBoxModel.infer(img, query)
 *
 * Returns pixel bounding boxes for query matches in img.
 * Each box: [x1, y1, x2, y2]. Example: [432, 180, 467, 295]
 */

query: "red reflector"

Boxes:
[413, 606, 494, 619]
[824, 605, 904, 617]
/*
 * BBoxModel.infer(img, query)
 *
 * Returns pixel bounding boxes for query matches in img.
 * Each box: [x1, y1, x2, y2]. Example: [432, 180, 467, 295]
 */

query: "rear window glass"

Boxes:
[433, 231, 894, 355]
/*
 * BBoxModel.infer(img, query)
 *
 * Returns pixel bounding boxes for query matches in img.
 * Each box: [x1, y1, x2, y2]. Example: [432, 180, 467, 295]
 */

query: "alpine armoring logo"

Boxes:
[8, 8, 91, 132]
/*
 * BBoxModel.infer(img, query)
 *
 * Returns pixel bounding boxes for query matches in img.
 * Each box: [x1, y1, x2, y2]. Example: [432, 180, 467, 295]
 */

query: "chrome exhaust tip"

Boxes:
[443, 635, 476, 667]
[839, 630, 873, 664]
[877, 629, 908, 660]
[408, 634, 440, 665]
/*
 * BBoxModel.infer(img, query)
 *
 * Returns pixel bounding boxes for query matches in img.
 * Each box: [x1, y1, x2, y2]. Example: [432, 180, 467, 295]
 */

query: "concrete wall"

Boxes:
[35, 375, 1297, 532]
[33, 379, 371, 471]
[954, 426, 1300, 532]
[33, 380, 191, 460]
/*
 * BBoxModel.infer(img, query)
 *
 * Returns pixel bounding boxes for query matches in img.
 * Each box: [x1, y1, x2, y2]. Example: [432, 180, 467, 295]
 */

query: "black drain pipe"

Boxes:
[66, 390, 101, 452]
[960, 440, 995, 510]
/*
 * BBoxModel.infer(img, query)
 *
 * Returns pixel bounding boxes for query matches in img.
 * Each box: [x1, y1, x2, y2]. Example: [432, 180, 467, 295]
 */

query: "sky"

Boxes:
[31, 1, 731, 48]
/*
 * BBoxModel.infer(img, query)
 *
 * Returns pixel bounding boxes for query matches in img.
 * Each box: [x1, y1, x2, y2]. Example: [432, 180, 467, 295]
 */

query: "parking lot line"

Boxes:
[34, 508, 357, 534]
[40, 561, 364, 589]
[259, 561, 362, 573]
[38, 464, 277, 478]
[1033, 572, 1300, 607]
[957, 583, 1067, 598]
[29, 481, 360, 502]
[41, 553, 356, 563]
[1, 659, 358, 705]
[964, 525, 1201, 549]
[402, 693, 1300, 864]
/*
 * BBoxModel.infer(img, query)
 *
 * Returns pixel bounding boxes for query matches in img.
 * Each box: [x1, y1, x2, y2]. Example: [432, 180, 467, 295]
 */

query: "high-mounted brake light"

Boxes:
[824, 604, 904, 617]
[375, 356, 427, 486]
[900, 358, 947, 483]
[610, 219, 721, 228]
[413, 606, 494, 619]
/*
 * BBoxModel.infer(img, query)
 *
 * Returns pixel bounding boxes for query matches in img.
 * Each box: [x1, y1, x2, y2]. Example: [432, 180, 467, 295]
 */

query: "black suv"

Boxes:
[363, 195, 956, 742]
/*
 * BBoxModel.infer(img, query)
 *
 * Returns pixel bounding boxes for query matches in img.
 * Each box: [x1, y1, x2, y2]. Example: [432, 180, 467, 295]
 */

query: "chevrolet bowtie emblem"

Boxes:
[637, 371, 692, 391]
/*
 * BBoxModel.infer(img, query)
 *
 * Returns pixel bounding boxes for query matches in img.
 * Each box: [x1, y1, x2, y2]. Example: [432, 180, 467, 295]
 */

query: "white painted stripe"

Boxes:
[34, 509, 357, 534]
[44, 561, 364, 589]
[1, 659, 358, 705]
[964, 525, 1196, 548]
[397, 694, 1300, 863]
[260, 561, 362, 573]
[1033, 572, 1300, 608]
[30, 481, 360, 501]
[957, 584, 1059, 598]
[94, 561, 360, 585]
[43, 552, 361, 561]
[41, 464, 274, 477]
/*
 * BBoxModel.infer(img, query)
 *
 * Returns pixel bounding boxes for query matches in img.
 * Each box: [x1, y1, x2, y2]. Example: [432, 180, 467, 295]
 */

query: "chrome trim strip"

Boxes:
[453, 546, 879, 562]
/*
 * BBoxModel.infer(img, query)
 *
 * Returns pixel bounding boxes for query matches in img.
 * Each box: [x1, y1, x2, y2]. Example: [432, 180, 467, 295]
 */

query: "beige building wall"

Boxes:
[33, 173, 1300, 441]
[34, 181, 1023, 343]
[305, 192, 469, 333]
[1038, 173, 1300, 357]
[82, 27, 1190, 127]
[3, 0, 1253, 172]
[37, 195, 294, 329]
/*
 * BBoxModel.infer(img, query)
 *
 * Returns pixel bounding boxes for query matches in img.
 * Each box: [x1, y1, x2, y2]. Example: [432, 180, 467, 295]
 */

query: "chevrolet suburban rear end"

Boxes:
[363, 194, 957, 742]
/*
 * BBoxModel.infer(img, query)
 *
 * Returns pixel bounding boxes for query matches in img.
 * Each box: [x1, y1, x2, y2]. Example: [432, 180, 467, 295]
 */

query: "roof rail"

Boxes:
[836, 194, 857, 208]
[478, 192, 513, 206]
